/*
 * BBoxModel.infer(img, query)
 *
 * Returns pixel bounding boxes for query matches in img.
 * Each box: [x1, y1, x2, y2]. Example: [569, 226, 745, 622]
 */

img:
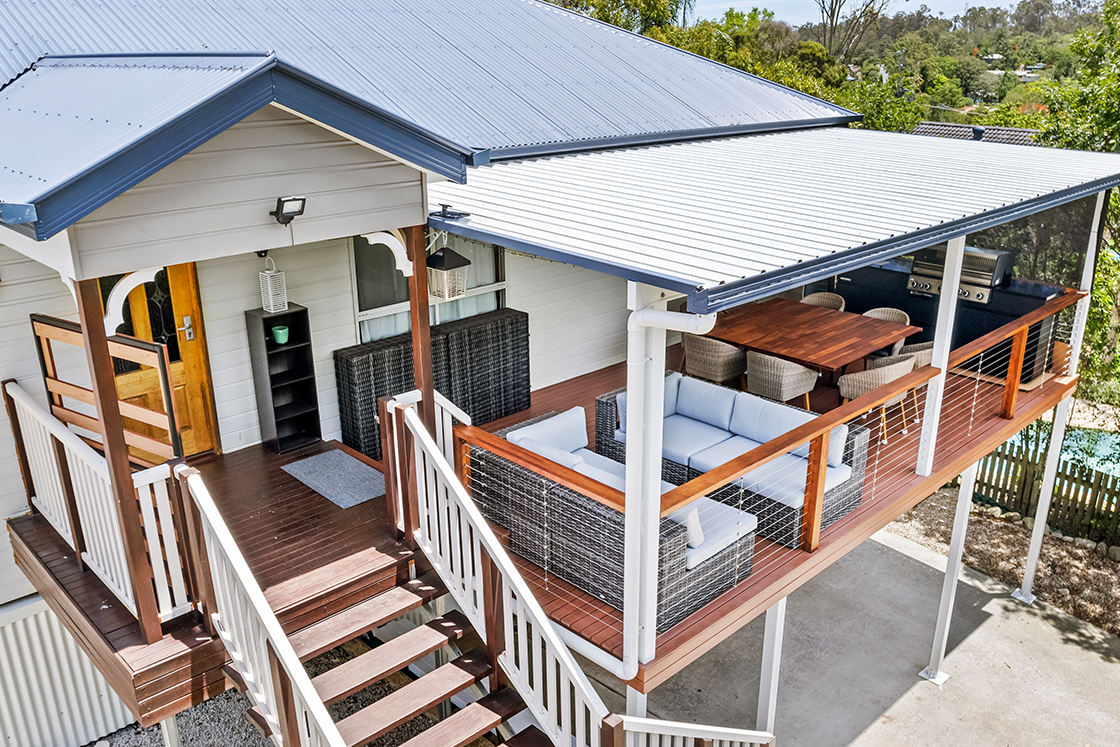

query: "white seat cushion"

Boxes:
[575, 449, 626, 480]
[733, 453, 853, 509]
[617, 415, 736, 466]
[518, 437, 584, 469]
[687, 435, 764, 473]
[673, 497, 757, 570]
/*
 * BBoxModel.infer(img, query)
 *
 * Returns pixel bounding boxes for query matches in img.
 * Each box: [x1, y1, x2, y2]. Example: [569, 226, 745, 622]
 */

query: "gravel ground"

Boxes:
[886, 487, 1120, 637]
[82, 640, 445, 747]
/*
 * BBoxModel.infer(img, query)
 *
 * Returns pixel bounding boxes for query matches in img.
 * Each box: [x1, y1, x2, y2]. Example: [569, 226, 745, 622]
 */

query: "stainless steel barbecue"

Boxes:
[907, 245, 1013, 304]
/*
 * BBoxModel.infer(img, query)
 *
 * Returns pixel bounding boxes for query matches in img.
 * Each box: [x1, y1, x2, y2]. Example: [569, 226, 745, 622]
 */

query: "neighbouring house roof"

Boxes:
[913, 121, 1041, 147]
[428, 127, 1120, 314]
[0, 0, 859, 240]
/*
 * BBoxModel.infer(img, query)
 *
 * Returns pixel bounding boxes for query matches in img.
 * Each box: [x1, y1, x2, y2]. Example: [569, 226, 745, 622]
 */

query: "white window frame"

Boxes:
[349, 237, 507, 338]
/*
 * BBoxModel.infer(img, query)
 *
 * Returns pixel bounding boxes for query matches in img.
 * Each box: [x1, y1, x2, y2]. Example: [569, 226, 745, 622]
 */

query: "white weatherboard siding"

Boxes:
[504, 253, 631, 390]
[0, 246, 91, 605]
[197, 240, 358, 451]
[0, 596, 134, 747]
[70, 105, 426, 280]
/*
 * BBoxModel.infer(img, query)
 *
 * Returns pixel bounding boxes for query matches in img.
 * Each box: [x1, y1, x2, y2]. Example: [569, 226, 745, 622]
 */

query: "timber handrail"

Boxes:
[455, 424, 626, 512]
[947, 287, 1084, 369]
[602, 714, 775, 747]
[659, 364, 942, 516]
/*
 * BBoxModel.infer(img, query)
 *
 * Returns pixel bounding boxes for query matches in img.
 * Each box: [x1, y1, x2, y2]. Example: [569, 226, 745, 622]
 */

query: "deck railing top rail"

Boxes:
[947, 287, 1084, 369]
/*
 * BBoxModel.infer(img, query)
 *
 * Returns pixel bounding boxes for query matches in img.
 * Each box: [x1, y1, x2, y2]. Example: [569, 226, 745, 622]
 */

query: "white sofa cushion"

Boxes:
[740, 453, 851, 509]
[616, 371, 682, 432]
[518, 438, 584, 469]
[674, 498, 757, 570]
[575, 449, 626, 480]
[616, 413, 733, 466]
[507, 406, 588, 453]
[730, 392, 848, 468]
[687, 435, 764, 473]
[675, 376, 738, 431]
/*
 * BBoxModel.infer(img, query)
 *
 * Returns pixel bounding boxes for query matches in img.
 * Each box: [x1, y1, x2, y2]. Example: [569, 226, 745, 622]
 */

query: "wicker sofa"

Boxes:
[595, 373, 870, 548]
[468, 407, 758, 632]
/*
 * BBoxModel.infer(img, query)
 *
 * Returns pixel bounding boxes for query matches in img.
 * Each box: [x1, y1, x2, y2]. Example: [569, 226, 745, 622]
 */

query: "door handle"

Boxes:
[177, 315, 195, 341]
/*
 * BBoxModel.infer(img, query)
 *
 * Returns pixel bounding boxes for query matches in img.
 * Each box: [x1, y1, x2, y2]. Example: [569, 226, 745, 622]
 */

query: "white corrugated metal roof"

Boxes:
[429, 127, 1120, 313]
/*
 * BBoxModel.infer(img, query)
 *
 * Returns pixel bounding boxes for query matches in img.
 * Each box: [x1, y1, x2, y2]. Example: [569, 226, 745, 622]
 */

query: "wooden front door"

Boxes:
[100, 264, 217, 457]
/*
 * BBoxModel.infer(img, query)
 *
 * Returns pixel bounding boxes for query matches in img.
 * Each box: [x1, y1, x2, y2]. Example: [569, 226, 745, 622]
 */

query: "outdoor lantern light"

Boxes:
[270, 196, 306, 225]
[426, 245, 471, 301]
[260, 255, 288, 312]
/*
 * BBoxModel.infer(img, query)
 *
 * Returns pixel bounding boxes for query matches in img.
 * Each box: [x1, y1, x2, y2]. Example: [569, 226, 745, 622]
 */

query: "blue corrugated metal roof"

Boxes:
[0, 0, 857, 158]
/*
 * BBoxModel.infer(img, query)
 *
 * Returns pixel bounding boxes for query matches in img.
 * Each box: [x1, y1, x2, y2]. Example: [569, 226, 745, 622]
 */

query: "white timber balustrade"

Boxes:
[3, 380, 194, 623]
[181, 467, 345, 747]
[133, 463, 193, 621]
[397, 399, 609, 747]
[602, 715, 776, 747]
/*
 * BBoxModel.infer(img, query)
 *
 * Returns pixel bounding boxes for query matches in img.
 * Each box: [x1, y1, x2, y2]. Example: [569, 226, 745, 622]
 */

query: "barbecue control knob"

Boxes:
[958, 289, 968, 296]
[976, 292, 984, 300]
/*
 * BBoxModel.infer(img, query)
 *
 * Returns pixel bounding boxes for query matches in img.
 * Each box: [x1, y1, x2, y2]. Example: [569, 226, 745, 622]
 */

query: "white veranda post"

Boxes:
[1014, 189, 1107, 604]
[757, 597, 787, 734]
[919, 460, 979, 685]
[917, 235, 967, 476]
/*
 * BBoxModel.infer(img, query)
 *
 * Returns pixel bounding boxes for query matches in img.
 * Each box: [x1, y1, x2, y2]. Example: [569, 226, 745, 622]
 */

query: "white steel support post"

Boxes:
[160, 716, 182, 747]
[1012, 399, 1071, 604]
[1014, 189, 1106, 603]
[917, 235, 968, 476]
[757, 597, 787, 734]
[919, 460, 978, 685]
[627, 688, 648, 718]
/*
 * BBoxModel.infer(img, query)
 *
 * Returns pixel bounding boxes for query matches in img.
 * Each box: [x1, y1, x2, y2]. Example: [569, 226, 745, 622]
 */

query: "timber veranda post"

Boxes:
[405, 224, 437, 437]
[75, 278, 163, 644]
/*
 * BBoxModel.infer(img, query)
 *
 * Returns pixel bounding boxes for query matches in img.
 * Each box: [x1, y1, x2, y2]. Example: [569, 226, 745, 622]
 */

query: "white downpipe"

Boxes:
[625, 303, 717, 686]
[919, 460, 979, 685]
[917, 235, 967, 476]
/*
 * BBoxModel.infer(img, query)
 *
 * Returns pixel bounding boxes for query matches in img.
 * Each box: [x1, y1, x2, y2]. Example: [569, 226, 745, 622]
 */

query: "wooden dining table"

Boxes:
[706, 297, 922, 373]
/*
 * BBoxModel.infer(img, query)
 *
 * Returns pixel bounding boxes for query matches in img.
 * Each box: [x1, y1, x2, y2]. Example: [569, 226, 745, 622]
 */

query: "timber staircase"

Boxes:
[256, 569, 549, 747]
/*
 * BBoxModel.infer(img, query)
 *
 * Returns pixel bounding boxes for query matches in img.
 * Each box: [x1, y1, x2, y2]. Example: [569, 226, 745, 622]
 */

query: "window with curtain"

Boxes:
[354, 232, 505, 343]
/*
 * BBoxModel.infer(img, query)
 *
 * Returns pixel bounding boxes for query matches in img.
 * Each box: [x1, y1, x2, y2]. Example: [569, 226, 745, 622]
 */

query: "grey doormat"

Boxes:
[281, 449, 386, 509]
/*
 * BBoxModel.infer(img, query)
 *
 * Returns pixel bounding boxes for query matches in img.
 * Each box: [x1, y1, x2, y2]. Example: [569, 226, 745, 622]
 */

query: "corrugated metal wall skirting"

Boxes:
[0, 596, 135, 747]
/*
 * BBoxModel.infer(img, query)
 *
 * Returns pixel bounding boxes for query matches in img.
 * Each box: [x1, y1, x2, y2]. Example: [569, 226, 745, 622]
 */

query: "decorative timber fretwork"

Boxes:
[30, 313, 183, 466]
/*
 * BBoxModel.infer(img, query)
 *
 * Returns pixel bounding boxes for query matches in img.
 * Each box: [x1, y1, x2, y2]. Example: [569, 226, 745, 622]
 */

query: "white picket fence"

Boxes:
[5, 380, 191, 623]
[610, 716, 776, 747]
[182, 467, 344, 747]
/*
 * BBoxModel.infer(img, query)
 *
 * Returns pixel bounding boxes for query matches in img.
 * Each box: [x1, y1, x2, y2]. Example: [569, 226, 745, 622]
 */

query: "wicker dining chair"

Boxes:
[801, 291, 846, 312]
[682, 333, 748, 388]
[838, 354, 915, 443]
[863, 307, 911, 356]
[745, 351, 818, 410]
[893, 341, 934, 421]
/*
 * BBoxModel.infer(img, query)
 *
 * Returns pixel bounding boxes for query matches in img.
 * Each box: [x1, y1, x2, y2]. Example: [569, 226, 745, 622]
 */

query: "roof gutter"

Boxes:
[0, 202, 37, 224]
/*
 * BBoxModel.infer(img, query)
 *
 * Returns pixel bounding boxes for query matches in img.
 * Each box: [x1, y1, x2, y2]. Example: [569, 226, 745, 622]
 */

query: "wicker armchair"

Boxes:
[863, 307, 911, 356]
[745, 351, 818, 410]
[894, 341, 934, 421]
[801, 291, 846, 311]
[838, 354, 915, 443]
[682, 332, 747, 387]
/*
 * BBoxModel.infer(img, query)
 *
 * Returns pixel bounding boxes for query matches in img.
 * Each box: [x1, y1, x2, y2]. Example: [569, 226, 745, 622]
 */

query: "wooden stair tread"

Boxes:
[398, 688, 527, 747]
[335, 647, 492, 747]
[289, 572, 445, 662]
[504, 725, 555, 747]
[312, 610, 472, 706]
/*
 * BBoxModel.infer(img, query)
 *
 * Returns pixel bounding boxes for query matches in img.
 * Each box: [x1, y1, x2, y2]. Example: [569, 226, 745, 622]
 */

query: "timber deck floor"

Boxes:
[482, 352, 1075, 691]
[8, 513, 229, 726]
[187, 439, 412, 632]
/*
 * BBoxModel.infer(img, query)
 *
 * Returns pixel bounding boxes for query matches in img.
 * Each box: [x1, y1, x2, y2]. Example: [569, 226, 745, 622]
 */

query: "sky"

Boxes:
[694, 0, 984, 27]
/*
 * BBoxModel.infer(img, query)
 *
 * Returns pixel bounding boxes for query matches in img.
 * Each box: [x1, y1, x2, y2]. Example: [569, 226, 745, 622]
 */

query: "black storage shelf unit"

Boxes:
[336, 308, 530, 460]
[247, 303, 322, 453]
